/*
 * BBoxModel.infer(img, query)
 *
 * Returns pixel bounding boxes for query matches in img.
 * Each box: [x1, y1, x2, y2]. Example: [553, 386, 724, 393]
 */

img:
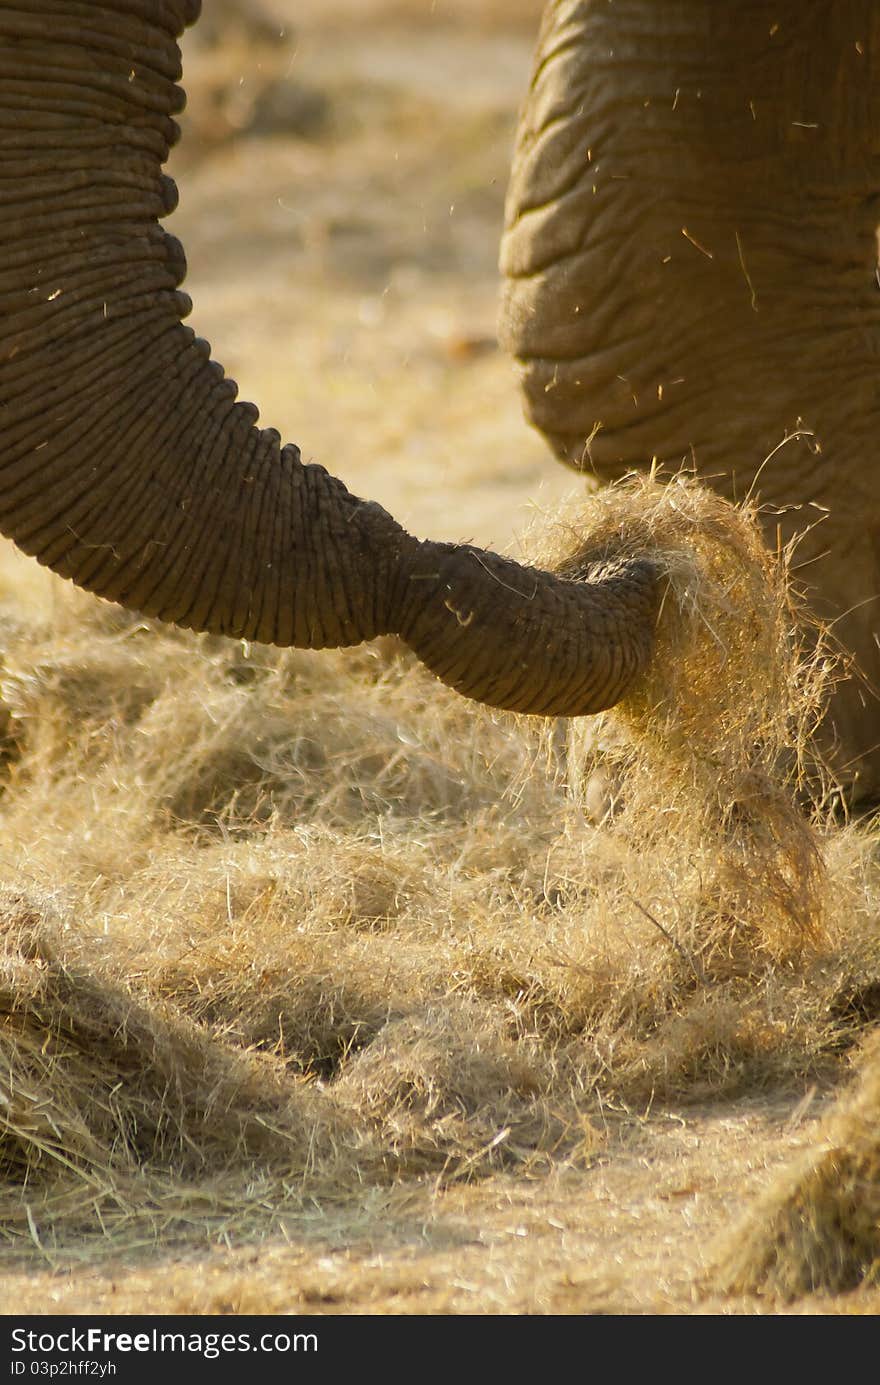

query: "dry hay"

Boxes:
[712, 1030, 880, 1300]
[0, 475, 877, 1280]
[332, 999, 574, 1173]
[534, 471, 835, 968]
[0, 889, 381, 1250]
[5, 0, 878, 1313]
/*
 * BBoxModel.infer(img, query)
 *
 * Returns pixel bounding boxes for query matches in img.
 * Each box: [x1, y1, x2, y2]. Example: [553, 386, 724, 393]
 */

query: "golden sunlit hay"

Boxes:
[0, 475, 874, 1290]
[3, 0, 880, 1313]
[0, 889, 376, 1246]
[532, 472, 837, 966]
[712, 1031, 880, 1299]
[332, 1000, 575, 1175]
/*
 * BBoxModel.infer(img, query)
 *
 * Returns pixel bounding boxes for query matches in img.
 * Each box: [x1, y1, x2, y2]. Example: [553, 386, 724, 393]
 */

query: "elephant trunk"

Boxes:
[0, 0, 660, 717]
[399, 544, 658, 716]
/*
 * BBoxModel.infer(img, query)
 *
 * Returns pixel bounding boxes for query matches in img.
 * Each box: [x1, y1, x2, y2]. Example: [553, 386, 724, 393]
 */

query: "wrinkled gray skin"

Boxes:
[500, 0, 880, 800]
[0, 0, 657, 727]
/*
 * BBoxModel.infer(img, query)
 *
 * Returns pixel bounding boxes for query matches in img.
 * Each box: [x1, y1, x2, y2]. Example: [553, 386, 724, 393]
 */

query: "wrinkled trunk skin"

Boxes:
[500, 0, 880, 797]
[0, 0, 660, 720]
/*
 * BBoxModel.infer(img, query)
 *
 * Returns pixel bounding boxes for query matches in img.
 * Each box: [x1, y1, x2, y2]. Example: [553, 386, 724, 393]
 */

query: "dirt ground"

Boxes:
[2, 0, 879, 1319]
[0, 1092, 860, 1317]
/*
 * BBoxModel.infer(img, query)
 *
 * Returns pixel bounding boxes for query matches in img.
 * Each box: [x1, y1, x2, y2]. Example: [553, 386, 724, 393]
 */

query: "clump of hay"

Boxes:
[0, 616, 529, 836]
[332, 999, 582, 1175]
[117, 830, 431, 1076]
[0, 889, 369, 1243]
[536, 471, 834, 967]
[712, 1032, 880, 1299]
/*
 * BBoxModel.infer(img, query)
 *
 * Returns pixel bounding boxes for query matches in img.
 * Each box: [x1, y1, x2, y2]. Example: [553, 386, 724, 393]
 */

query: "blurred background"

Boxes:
[168, 0, 572, 549]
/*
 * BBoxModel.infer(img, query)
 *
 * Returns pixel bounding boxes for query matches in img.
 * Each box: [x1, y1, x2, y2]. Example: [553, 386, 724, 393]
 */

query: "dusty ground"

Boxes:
[170, 0, 575, 546]
[2, 0, 880, 1318]
[0, 1094, 859, 1316]
[4, 1074, 877, 1316]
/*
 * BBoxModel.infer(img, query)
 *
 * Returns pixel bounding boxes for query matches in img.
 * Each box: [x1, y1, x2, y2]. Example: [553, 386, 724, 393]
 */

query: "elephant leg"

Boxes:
[500, 0, 880, 798]
[784, 511, 880, 802]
